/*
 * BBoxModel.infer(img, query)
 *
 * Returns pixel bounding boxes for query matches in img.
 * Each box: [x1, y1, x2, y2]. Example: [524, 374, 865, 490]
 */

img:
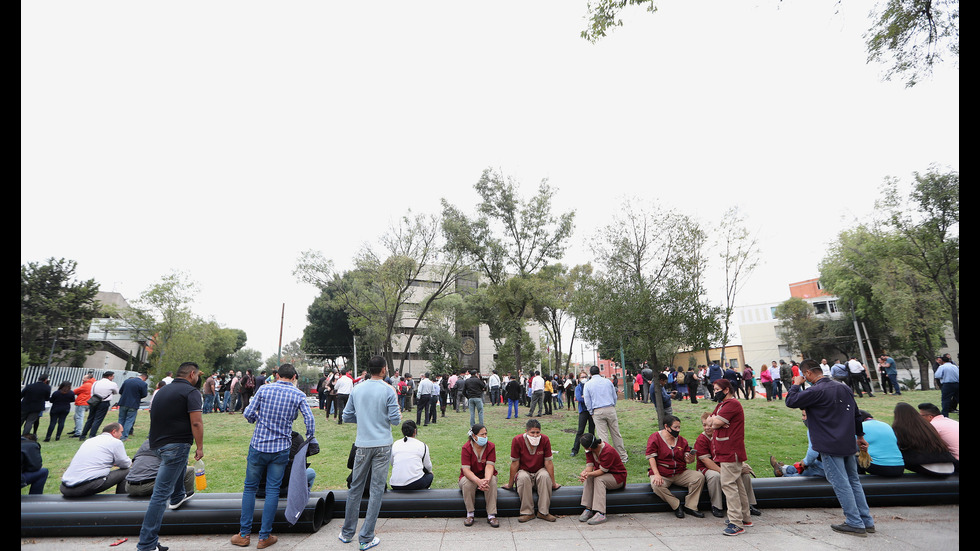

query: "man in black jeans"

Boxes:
[570, 372, 596, 457]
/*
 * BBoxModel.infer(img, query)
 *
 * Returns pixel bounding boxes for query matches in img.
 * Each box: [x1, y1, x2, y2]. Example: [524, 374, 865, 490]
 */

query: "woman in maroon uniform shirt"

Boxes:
[459, 423, 499, 527]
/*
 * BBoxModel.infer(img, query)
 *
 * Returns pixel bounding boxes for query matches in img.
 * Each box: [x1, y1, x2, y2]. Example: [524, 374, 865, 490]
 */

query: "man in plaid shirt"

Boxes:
[232, 363, 316, 549]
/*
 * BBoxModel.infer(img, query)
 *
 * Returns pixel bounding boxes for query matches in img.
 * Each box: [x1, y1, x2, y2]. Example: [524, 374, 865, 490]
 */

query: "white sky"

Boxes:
[21, 1, 959, 362]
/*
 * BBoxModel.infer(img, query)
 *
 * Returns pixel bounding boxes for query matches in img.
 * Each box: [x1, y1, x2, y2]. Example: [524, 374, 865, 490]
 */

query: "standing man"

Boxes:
[70, 373, 95, 438]
[830, 359, 849, 383]
[769, 361, 783, 400]
[785, 359, 874, 537]
[464, 369, 487, 427]
[232, 363, 315, 549]
[415, 373, 434, 426]
[334, 368, 354, 425]
[706, 362, 723, 400]
[847, 356, 875, 398]
[705, 379, 751, 536]
[582, 366, 628, 463]
[877, 355, 901, 395]
[447, 372, 458, 410]
[503, 418, 561, 522]
[429, 373, 442, 423]
[81, 371, 119, 441]
[21, 373, 51, 436]
[505, 374, 521, 419]
[527, 371, 545, 417]
[340, 356, 401, 551]
[934, 356, 959, 417]
[203, 373, 217, 413]
[488, 370, 501, 407]
[570, 371, 596, 457]
[136, 361, 205, 551]
[117, 372, 149, 441]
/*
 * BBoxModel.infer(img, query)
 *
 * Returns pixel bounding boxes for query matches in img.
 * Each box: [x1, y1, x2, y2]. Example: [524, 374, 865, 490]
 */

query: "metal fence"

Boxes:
[21, 365, 143, 392]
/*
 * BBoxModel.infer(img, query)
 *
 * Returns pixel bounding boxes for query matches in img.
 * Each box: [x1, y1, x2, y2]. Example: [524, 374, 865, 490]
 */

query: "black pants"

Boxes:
[45, 411, 69, 440]
[82, 401, 111, 438]
[416, 395, 431, 425]
[688, 381, 699, 404]
[571, 410, 596, 454]
[335, 394, 350, 423]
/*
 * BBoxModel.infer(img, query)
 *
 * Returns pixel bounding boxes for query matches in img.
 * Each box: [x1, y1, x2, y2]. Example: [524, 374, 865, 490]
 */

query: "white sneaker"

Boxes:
[359, 537, 380, 550]
[168, 494, 193, 510]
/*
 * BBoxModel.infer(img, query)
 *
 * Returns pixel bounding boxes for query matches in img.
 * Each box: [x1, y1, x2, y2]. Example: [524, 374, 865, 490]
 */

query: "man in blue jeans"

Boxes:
[341, 356, 401, 551]
[232, 363, 316, 549]
[785, 359, 874, 537]
[137, 362, 205, 551]
[117, 372, 148, 441]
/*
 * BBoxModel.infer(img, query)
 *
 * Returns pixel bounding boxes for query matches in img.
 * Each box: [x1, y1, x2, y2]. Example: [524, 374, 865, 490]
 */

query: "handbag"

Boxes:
[87, 393, 104, 408]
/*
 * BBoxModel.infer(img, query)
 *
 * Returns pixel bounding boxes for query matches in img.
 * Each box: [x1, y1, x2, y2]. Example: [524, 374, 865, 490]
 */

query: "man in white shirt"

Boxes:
[334, 370, 354, 425]
[80, 371, 120, 441]
[416, 373, 435, 426]
[488, 371, 501, 407]
[527, 371, 545, 417]
[60, 422, 131, 496]
[846, 357, 874, 398]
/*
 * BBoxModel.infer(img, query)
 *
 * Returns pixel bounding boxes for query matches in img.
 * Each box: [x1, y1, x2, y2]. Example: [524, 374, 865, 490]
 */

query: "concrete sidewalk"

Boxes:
[20, 504, 958, 551]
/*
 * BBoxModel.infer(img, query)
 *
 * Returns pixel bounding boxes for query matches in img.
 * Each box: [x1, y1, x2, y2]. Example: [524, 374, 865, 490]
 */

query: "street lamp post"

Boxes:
[46, 327, 63, 369]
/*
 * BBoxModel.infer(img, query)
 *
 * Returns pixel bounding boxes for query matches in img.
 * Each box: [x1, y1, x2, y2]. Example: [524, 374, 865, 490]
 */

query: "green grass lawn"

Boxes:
[23, 388, 952, 495]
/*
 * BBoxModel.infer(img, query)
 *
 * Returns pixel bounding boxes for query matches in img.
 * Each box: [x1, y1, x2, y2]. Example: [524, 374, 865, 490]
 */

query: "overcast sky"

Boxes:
[21, 1, 959, 362]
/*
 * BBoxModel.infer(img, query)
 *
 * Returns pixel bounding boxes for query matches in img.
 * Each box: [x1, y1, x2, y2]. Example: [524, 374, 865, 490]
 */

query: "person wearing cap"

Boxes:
[577, 433, 627, 525]
[646, 414, 705, 519]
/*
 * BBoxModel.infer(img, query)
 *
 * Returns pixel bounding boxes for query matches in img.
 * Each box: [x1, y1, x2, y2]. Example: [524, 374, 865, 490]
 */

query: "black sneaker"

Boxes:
[831, 523, 867, 537]
[711, 506, 725, 518]
[749, 505, 761, 516]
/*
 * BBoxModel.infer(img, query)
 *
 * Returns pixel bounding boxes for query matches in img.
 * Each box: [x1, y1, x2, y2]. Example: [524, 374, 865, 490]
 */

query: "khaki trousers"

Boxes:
[704, 469, 756, 510]
[649, 469, 704, 510]
[591, 406, 628, 462]
[581, 472, 623, 514]
[459, 474, 498, 516]
[720, 461, 751, 527]
[516, 468, 552, 515]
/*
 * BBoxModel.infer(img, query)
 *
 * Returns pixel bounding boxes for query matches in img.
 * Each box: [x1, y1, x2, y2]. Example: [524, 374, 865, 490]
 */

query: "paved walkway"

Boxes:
[20, 504, 957, 550]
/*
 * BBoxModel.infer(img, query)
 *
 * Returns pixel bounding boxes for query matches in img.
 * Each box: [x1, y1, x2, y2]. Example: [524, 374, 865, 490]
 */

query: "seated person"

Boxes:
[60, 422, 131, 497]
[769, 410, 824, 478]
[389, 420, 433, 490]
[459, 423, 498, 527]
[21, 434, 49, 495]
[646, 415, 704, 519]
[578, 433, 627, 525]
[256, 431, 318, 498]
[918, 403, 959, 460]
[857, 410, 905, 477]
[892, 402, 958, 477]
[126, 438, 195, 497]
[502, 418, 561, 522]
[696, 412, 761, 518]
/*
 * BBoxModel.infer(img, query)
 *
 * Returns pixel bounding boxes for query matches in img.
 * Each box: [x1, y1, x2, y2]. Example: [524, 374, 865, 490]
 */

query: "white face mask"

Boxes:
[526, 434, 541, 446]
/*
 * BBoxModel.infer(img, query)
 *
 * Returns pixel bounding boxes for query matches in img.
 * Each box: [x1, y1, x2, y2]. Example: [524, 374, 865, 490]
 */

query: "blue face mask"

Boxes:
[476, 436, 488, 447]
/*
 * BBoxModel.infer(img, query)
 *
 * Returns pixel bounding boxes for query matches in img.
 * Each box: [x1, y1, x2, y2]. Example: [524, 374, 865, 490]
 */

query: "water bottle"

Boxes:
[195, 459, 207, 491]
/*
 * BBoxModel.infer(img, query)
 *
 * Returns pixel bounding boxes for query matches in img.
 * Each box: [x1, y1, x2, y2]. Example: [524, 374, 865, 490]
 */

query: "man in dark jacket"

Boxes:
[21, 434, 48, 494]
[117, 373, 149, 441]
[21, 374, 51, 436]
[785, 359, 873, 537]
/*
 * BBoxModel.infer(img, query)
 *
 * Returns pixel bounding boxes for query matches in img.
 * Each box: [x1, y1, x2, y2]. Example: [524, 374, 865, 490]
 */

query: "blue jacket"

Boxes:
[707, 364, 723, 383]
[785, 377, 863, 456]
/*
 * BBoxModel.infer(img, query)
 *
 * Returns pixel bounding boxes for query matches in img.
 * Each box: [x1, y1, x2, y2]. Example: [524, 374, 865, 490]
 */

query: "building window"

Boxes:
[828, 300, 838, 313]
[814, 301, 828, 315]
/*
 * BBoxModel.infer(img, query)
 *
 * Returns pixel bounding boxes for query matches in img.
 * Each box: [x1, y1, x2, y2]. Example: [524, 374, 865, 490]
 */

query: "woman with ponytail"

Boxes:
[389, 420, 433, 490]
[459, 423, 499, 527]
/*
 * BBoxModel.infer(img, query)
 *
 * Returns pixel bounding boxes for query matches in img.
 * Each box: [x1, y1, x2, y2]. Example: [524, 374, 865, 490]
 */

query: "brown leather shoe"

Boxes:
[488, 517, 500, 528]
[230, 534, 251, 547]
[537, 512, 557, 522]
[518, 514, 535, 523]
[463, 516, 475, 527]
[257, 535, 278, 549]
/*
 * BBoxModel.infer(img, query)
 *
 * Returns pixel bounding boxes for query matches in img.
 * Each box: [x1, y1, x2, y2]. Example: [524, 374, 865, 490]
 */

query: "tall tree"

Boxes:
[21, 258, 102, 366]
[715, 206, 760, 369]
[127, 271, 198, 376]
[441, 168, 575, 375]
[581, 0, 959, 87]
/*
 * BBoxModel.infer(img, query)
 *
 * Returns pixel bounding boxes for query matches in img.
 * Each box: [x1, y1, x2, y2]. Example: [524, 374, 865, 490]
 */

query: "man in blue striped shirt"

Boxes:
[232, 363, 315, 549]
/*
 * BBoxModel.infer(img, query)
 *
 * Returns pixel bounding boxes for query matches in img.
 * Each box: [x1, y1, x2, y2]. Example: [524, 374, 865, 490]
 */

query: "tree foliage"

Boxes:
[865, 0, 959, 87]
[21, 258, 102, 366]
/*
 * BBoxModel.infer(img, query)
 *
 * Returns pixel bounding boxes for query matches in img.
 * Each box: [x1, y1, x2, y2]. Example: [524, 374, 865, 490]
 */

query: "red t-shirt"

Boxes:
[645, 431, 692, 478]
[693, 432, 713, 474]
[460, 440, 497, 480]
[510, 433, 552, 473]
[710, 398, 746, 462]
[585, 442, 628, 485]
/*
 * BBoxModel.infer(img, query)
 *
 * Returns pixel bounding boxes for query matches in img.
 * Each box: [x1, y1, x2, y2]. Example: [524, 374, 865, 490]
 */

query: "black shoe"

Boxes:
[750, 505, 761, 516]
[674, 506, 685, 518]
[683, 507, 704, 518]
[711, 506, 725, 518]
[569, 450, 578, 457]
[831, 523, 867, 537]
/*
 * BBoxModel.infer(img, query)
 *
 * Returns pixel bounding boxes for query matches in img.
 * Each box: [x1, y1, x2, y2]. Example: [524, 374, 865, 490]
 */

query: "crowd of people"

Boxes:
[21, 351, 959, 548]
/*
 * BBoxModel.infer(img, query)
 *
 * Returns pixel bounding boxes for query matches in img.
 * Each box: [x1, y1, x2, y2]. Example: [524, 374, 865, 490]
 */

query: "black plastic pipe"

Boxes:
[332, 474, 958, 518]
[20, 491, 332, 537]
